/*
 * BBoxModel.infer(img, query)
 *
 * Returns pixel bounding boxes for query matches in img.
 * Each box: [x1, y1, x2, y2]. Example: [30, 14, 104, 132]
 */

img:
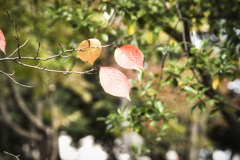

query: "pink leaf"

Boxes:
[114, 44, 143, 71]
[99, 66, 131, 100]
[0, 29, 6, 55]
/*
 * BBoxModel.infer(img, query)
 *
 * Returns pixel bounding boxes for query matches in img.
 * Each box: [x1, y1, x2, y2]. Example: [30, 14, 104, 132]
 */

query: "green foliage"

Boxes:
[53, 1, 240, 155]
[1, 0, 240, 159]
[130, 144, 151, 159]
[99, 71, 177, 143]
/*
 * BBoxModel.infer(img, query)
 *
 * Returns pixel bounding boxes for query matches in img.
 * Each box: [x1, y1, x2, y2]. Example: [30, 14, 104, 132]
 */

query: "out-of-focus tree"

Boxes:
[97, 0, 240, 159]
[0, 0, 240, 160]
[0, 1, 119, 160]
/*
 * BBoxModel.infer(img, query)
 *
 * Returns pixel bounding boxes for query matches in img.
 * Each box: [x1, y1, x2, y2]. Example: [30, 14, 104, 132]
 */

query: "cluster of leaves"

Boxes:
[186, 40, 239, 113]
[0, 26, 144, 100]
[1, 0, 240, 159]
[188, 40, 239, 80]
[0, 10, 144, 159]
[76, 38, 144, 100]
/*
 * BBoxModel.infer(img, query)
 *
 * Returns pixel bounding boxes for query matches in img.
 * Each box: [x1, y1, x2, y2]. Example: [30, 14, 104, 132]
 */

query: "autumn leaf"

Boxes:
[128, 23, 136, 35]
[212, 75, 219, 90]
[77, 38, 102, 65]
[114, 45, 143, 71]
[0, 29, 6, 55]
[99, 66, 131, 100]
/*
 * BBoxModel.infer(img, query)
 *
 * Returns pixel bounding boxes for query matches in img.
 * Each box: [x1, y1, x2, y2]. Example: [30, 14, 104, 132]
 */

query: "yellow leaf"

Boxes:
[178, 79, 183, 87]
[232, 60, 239, 65]
[141, 31, 153, 44]
[212, 75, 219, 90]
[128, 23, 135, 35]
[77, 39, 102, 65]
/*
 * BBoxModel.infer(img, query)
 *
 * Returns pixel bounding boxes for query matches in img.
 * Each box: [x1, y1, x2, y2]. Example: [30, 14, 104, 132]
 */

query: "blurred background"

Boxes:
[0, 0, 240, 160]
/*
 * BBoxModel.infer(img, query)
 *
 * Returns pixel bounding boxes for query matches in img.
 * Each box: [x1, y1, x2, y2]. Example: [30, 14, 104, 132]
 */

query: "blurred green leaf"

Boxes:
[154, 101, 164, 113]
[184, 86, 198, 94]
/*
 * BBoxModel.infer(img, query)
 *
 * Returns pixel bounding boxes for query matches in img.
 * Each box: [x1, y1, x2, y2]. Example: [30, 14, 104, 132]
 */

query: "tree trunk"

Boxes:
[38, 130, 59, 160]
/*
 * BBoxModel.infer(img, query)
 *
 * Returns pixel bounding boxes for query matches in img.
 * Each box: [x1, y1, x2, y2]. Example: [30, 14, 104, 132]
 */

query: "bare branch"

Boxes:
[3, 151, 20, 160]
[0, 69, 33, 88]
[8, 70, 15, 76]
[58, 43, 64, 53]
[34, 41, 40, 59]
[8, 79, 47, 132]
[13, 60, 98, 74]
[0, 43, 108, 87]
[1, 44, 114, 62]
[6, 10, 21, 58]
[0, 95, 42, 140]
[64, 43, 115, 52]
[8, 38, 30, 58]
[6, 11, 18, 34]
[2, 11, 116, 89]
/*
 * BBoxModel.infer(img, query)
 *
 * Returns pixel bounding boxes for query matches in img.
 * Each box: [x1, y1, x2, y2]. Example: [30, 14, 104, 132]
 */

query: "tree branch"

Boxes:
[0, 42, 110, 88]
[7, 38, 30, 58]
[2, 44, 114, 61]
[34, 41, 40, 59]
[1, 11, 116, 88]
[0, 95, 42, 141]
[13, 60, 99, 75]
[6, 10, 21, 58]
[0, 69, 33, 88]
[0, 40, 112, 87]
[3, 151, 20, 160]
[175, 0, 191, 57]
[8, 79, 47, 132]
[175, 0, 240, 112]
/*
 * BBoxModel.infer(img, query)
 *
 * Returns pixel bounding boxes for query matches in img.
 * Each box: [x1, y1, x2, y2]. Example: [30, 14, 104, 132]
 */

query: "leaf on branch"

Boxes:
[0, 29, 6, 55]
[212, 75, 219, 90]
[128, 23, 135, 35]
[114, 44, 144, 72]
[99, 66, 131, 101]
[184, 86, 197, 94]
[77, 38, 102, 65]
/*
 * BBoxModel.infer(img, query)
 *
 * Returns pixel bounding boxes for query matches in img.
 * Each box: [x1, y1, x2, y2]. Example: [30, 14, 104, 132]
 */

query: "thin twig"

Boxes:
[34, 41, 40, 59]
[65, 44, 115, 52]
[8, 38, 30, 58]
[3, 151, 20, 160]
[13, 60, 98, 75]
[57, 43, 72, 58]
[0, 69, 33, 88]
[0, 43, 113, 88]
[6, 10, 21, 58]
[2, 11, 117, 88]
[1, 44, 115, 62]
[8, 70, 15, 76]
[6, 11, 17, 33]
[14, 35, 21, 58]
[58, 42, 64, 52]
[2, 54, 69, 61]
